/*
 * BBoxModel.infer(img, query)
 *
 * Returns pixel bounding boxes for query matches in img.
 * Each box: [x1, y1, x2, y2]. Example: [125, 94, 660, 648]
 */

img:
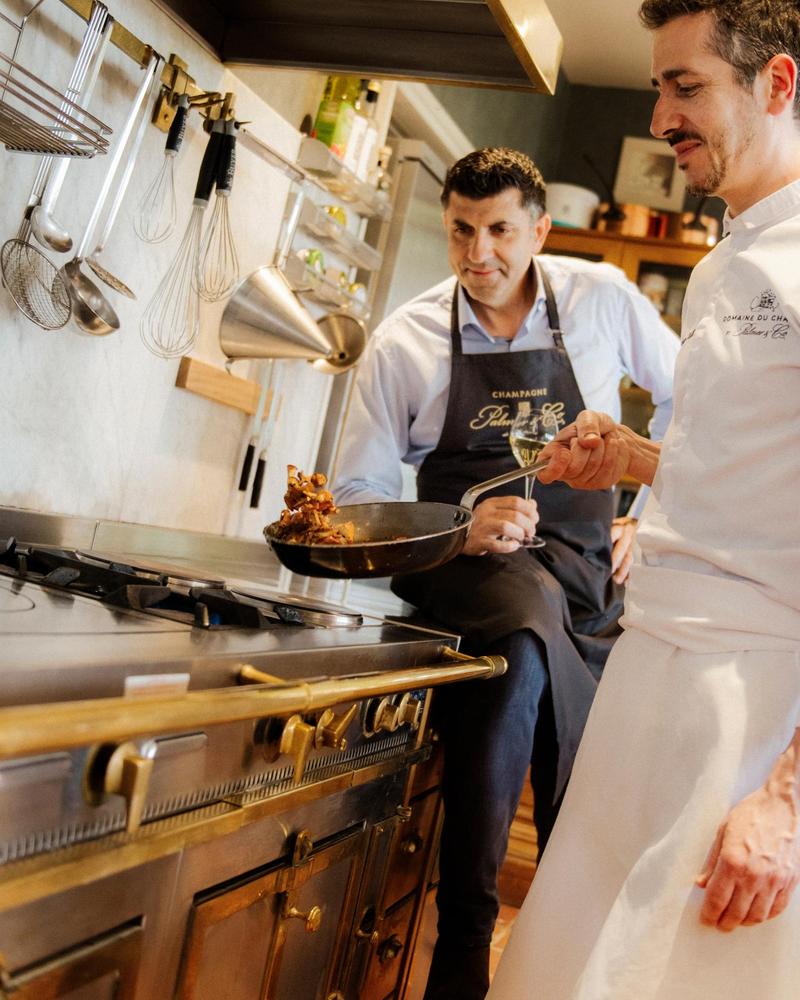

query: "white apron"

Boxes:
[489, 184, 800, 999]
[487, 628, 800, 1000]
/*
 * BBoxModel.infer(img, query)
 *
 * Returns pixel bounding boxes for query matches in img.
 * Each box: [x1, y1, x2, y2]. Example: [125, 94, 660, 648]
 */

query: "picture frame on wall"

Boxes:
[613, 136, 686, 212]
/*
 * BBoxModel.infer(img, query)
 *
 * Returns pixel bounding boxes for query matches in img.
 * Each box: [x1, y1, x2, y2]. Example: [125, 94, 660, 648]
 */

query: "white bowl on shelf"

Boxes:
[546, 183, 600, 229]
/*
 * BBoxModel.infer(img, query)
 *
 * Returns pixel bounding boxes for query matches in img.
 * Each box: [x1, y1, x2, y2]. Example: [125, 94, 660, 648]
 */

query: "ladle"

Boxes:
[85, 59, 162, 299]
[30, 5, 111, 253]
[59, 52, 160, 335]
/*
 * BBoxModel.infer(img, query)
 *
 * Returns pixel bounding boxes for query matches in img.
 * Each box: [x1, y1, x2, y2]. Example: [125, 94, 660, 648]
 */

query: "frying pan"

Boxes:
[264, 459, 550, 579]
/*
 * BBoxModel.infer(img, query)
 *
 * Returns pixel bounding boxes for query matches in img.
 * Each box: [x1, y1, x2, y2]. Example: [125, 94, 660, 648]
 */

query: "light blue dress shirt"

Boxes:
[334, 255, 680, 517]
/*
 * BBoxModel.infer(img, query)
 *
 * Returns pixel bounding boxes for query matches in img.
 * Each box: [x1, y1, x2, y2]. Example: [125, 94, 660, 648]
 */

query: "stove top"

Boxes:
[0, 540, 363, 629]
[0, 536, 453, 706]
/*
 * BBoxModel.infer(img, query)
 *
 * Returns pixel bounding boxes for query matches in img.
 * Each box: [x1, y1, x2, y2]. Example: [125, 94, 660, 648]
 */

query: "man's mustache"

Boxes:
[668, 130, 703, 148]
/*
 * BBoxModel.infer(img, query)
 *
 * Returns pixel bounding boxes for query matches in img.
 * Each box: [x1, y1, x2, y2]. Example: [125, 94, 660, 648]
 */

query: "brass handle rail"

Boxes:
[0, 649, 506, 758]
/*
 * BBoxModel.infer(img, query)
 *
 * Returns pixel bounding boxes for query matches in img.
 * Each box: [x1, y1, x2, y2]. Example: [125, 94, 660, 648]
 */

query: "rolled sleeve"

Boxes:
[333, 335, 409, 504]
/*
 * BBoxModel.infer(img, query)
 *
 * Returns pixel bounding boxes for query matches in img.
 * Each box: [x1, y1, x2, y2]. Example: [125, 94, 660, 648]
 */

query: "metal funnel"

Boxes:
[219, 264, 334, 362]
[312, 313, 367, 374]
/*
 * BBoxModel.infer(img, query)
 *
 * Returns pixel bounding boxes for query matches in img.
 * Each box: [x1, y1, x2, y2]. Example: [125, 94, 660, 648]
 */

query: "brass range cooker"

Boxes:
[0, 510, 505, 1000]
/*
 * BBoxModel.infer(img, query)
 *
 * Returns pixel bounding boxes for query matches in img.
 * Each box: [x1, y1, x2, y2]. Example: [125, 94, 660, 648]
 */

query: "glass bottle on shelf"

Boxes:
[311, 75, 362, 159]
[355, 81, 381, 182]
[342, 79, 369, 175]
[369, 144, 394, 193]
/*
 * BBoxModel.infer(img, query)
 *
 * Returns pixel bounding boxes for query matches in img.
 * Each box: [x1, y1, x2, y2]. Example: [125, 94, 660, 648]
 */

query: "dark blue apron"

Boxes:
[392, 267, 623, 793]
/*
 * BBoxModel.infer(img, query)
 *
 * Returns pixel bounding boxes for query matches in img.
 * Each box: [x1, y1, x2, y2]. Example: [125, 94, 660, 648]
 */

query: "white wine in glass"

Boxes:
[508, 408, 559, 547]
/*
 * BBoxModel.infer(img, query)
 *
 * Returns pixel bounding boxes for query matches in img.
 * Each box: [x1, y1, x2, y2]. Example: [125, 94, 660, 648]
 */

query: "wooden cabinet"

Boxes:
[544, 226, 709, 335]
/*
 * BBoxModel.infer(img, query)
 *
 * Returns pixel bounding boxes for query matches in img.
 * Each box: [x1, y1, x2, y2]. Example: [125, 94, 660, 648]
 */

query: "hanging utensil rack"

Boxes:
[0, 0, 111, 156]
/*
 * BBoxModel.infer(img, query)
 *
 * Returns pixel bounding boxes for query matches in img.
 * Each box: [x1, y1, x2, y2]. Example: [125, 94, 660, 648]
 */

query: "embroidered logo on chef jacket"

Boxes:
[722, 288, 790, 340]
[750, 288, 778, 311]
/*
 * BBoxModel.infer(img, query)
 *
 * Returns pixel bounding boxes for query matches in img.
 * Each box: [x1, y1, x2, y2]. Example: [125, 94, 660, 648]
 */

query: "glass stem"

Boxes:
[524, 475, 533, 501]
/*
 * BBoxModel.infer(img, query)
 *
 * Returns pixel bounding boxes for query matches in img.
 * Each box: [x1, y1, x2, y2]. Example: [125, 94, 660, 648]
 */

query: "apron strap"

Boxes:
[450, 285, 463, 356]
[451, 267, 565, 351]
[539, 266, 566, 351]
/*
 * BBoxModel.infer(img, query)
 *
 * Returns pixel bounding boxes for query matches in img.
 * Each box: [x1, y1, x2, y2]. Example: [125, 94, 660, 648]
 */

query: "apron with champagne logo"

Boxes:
[392, 268, 623, 793]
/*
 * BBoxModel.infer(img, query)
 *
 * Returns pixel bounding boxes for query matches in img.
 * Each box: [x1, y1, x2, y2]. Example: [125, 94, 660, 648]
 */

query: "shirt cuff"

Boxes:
[626, 485, 649, 520]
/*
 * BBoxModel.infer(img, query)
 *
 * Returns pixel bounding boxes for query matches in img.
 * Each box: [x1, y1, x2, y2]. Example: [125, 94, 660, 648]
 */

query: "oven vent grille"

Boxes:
[0, 730, 417, 864]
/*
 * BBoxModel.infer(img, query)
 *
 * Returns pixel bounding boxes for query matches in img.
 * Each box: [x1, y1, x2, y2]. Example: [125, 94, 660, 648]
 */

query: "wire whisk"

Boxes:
[139, 119, 223, 358]
[134, 92, 189, 244]
[196, 118, 239, 301]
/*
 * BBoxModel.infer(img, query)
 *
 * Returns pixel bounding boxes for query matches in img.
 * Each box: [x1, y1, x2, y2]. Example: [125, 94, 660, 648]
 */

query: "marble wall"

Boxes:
[0, 0, 342, 540]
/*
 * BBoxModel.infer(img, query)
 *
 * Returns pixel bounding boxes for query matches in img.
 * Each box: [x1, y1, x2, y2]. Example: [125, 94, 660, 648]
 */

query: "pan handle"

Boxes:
[460, 459, 550, 511]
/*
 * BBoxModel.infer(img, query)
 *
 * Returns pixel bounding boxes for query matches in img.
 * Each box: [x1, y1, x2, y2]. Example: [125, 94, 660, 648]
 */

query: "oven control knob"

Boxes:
[315, 704, 358, 751]
[397, 694, 423, 730]
[373, 694, 423, 734]
[280, 715, 315, 784]
[83, 741, 154, 834]
[374, 699, 402, 733]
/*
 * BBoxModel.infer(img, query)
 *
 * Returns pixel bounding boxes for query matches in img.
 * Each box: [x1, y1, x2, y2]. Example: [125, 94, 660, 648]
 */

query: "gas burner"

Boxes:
[228, 589, 363, 628]
[72, 551, 225, 593]
[0, 539, 364, 630]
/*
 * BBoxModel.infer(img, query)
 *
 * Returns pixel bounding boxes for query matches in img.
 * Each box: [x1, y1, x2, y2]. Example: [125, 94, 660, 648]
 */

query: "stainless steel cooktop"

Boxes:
[0, 536, 452, 706]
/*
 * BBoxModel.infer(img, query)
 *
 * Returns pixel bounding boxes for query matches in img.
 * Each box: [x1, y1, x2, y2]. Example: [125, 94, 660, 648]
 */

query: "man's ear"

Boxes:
[533, 212, 552, 253]
[764, 53, 798, 117]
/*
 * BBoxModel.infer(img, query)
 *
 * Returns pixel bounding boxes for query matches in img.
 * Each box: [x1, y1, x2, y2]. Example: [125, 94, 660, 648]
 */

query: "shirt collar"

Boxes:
[456, 259, 545, 343]
[723, 178, 800, 236]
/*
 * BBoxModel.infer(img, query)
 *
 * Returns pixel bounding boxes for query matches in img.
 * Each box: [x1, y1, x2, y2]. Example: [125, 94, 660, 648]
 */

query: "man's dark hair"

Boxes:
[639, 0, 800, 115]
[441, 147, 547, 215]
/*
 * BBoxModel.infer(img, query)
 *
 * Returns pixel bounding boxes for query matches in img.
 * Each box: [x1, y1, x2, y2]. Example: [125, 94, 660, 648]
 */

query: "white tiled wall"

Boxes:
[0, 0, 338, 539]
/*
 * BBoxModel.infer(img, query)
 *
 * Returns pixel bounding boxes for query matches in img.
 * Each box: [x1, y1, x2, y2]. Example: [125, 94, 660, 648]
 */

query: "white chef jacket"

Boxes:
[334, 254, 679, 513]
[623, 179, 800, 652]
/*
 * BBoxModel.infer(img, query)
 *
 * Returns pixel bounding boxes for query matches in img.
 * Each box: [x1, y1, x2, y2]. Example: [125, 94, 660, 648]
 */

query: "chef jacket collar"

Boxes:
[457, 258, 545, 344]
[723, 178, 800, 237]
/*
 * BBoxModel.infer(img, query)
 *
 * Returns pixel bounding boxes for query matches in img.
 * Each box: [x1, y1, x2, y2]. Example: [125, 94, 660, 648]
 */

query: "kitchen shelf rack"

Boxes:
[297, 137, 391, 219]
[0, 2, 111, 156]
[284, 253, 369, 319]
[297, 198, 382, 271]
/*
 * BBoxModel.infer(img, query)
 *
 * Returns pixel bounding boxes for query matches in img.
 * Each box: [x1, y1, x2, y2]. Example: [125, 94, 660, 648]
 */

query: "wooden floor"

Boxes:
[489, 903, 521, 980]
[406, 897, 520, 997]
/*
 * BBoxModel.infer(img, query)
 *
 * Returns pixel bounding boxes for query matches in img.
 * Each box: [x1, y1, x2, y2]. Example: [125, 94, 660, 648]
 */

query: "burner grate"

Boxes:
[0, 538, 362, 629]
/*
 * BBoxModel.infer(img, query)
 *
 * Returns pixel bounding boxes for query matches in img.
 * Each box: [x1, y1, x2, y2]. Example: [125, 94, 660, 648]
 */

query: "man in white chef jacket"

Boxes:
[333, 147, 679, 999]
[488, 3, 800, 999]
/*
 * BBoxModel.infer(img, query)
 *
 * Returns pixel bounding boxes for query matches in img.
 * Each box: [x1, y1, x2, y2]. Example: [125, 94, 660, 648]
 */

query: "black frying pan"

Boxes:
[264, 460, 549, 579]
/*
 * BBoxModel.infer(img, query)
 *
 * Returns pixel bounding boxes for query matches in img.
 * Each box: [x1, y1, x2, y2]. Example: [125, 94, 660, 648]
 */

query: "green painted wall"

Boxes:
[428, 77, 724, 222]
[428, 70, 572, 182]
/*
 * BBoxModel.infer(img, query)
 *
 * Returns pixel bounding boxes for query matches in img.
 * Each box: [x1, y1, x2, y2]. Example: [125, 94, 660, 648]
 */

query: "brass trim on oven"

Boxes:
[0, 748, 428, 914]
[0, 650, 506, 758]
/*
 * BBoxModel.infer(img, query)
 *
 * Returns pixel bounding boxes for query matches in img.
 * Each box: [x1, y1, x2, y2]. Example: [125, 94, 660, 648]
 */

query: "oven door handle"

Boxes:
[0, 648, 507, 758]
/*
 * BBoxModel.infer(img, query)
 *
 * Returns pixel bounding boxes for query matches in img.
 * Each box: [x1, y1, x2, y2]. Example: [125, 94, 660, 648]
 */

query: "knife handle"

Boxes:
[250, 452, 266, 508]
[238, 440, 256, 491]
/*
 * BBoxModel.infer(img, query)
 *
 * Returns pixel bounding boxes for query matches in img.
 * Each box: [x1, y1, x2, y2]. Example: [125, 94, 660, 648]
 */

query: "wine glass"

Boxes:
[508, 407, 560, 548]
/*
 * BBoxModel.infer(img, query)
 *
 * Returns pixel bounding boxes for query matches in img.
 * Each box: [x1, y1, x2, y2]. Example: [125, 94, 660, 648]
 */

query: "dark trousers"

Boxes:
[423, 630, 561, 1000]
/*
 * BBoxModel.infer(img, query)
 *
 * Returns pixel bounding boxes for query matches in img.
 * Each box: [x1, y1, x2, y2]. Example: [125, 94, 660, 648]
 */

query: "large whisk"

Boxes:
[133, 92, 189, 244]
[139, 119, 223, 358]
[196, 117, 239, 301]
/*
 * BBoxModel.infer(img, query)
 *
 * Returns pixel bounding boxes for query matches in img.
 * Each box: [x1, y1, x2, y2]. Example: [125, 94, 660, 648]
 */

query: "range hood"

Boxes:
[155, 0, 563, 94]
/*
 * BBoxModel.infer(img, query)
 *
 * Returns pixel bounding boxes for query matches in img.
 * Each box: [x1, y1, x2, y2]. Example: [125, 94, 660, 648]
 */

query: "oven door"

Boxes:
[175, 826, 367, 1000]
[0, 919, 143, 999]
